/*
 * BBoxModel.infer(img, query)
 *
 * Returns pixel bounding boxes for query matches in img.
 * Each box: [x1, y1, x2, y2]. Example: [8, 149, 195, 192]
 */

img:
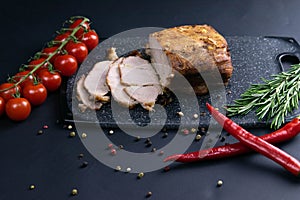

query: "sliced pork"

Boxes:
[84, 60, 112, 102]
[106, 58, 138, 108]
[76, 75, 102, 112]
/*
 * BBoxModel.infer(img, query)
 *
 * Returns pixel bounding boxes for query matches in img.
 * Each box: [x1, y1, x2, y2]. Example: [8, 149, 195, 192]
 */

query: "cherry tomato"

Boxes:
[80, 30, 99, 51]
[22, 83, 47, 106]
[41, 46, 61, 64]
[69, 19, 90, 38]
[12, 71, 35, 88]
[0, 96, 5, 116]
[37, 68, 62, 92]
[54, 55, 78, 76]
[65, 41, 88, 64]
[6, 98, 31, 121]
[0, 83, 21, 102]
[28, 58, 49, 74]
[54, 32, 71, 45]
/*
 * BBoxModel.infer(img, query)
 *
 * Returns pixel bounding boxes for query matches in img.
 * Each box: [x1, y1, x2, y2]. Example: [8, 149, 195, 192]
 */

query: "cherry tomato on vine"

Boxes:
[22, 83, 47, 106]
[0, 83, 21, 102]
[80, 30, 99, 51]
[12, 71, 35, 88]
[28, 58, 49, 74]
[69, 19, 90, 38]
[5, 98, 31, 121]
[54, 54, 78, 76]
[54, 32, 71, 45]
[37, 68, 62, 92]
[41, 46, 61, 64]
[65, 41, 88, 64]
[0, 96, 5, 116]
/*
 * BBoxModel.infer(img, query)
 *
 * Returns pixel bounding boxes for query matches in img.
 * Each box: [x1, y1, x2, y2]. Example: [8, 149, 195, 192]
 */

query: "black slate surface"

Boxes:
[65, 35, 300, 129]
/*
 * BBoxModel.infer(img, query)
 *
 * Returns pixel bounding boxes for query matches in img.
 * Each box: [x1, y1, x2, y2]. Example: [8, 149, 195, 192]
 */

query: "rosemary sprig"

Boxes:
[226, 63, 300, 129]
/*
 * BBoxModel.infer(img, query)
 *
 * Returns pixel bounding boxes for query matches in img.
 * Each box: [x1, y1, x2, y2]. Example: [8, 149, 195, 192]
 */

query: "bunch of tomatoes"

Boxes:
[0, 17, 99, 121]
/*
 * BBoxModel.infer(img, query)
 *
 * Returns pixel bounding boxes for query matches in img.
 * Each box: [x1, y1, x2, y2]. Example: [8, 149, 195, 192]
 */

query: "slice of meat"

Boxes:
[106, 58, 137, 108]
[119, 56, 161, 88]
[124, 85, 160, 111]
[84, 60, 112, 102]
[149, 25, 233, 95]
[76, 75, 102, 112]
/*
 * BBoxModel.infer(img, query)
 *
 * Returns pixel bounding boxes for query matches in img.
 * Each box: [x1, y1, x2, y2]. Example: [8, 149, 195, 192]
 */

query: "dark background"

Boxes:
[1, 0, 300, 199]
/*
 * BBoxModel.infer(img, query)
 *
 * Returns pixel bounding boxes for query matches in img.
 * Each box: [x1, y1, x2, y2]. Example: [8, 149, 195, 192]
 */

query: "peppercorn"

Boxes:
[183, 129, 189, 135]
[81, 161, 88, 168]
[78, 153, 84, 159]
[220, 136, 226, 142]
[81, 133, 87, 139]
[162, 132, 168, 138]
[111, 149, 117, 155]
[145, 138, 151, 144]
[177, 111, 184, 117]
[164, 166, 170, 172]
[191, 128, 197, 133]
[146, 191, 152, 198]
[126, 167, 131, 172]
[29, 184, 35, 190]
[37, 130, 43, 135]
[109, 130, 114, 135]
[193, 114, 199, 119]
[67, 125, 73, 130]
[151, 148, 157, 152]
[137, 172, 144, 179]
[159, 151, 164, 155]
[43, 125, 48, 129]
[115, 165, 122, 171]
[135, 136, 141, 142]
[217, 180, 223, 187]
[119, 145, 124, 149]
[195, 134, 202, 141]
[69, 131, 76, 137]
[71, 188, 78, 195]
[146, 141, 152, 147]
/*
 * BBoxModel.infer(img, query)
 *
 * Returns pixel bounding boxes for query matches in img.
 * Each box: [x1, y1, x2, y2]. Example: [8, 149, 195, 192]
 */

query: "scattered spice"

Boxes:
[177, 111, 184, 117]
[81, 161, 88, 168]
[111, 149, 117, 155]
[109, 130, 114, 135]
[195, 134, 202, 141]
[67, 125, 73, 130]
[227, 90, 232, 94]
[146, 191, 152, 198]
[119, 145, 124, 149]
[69, 131, 76, 137]
[220, 136, 226, 142]
[151, 148, 157, 152]
[115, 165, 122, 171]
[159, 151, 164, 155]
[162, 132, 168, 138]
[182, 129, 189, 135]
[200, 112, 206, 116]
[145, 138, 151, 144]
[108, 143, 113, 149]
[190, 128, 197, 133]
[200, 127, 206, 133]
[193, 114, 199, 119]
[137, 172, 144, 179]
[164, 166, 170, 172]
[37, 130, 43, 135]
[78, 153, 84, 159]
[146, 141, 152, 147]
[81, 133, 87, 139]
[126, 167, 132, 172]
[217, 180, 223, 187]
[71, 188, 78, 196]
[135, 136, 141, 142]
[29, 184, 35, 190]
[43, 125, 48, 129]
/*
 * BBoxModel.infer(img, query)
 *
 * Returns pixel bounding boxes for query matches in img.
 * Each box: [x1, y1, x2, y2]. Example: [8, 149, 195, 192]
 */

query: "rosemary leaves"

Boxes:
[227, 63, 300, 129]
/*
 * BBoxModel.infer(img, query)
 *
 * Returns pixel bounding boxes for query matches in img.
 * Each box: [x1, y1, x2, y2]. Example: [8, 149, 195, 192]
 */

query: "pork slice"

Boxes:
[76, 75, 102, 112]
[84, 61, 112, 102]
[148, 35, 174, 88]
[124, 85, 161, 111]
[106, 58, 137, 108]
[118, 56, 161, 88]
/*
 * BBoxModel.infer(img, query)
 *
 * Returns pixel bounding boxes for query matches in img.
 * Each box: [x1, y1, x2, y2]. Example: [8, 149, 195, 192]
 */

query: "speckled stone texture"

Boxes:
[65, 36, 300, 129]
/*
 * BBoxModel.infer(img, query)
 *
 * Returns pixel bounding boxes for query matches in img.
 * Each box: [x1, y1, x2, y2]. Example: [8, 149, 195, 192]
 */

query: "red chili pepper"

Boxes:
[164, 117, 300, 163]
[206, 103, 300, 176]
